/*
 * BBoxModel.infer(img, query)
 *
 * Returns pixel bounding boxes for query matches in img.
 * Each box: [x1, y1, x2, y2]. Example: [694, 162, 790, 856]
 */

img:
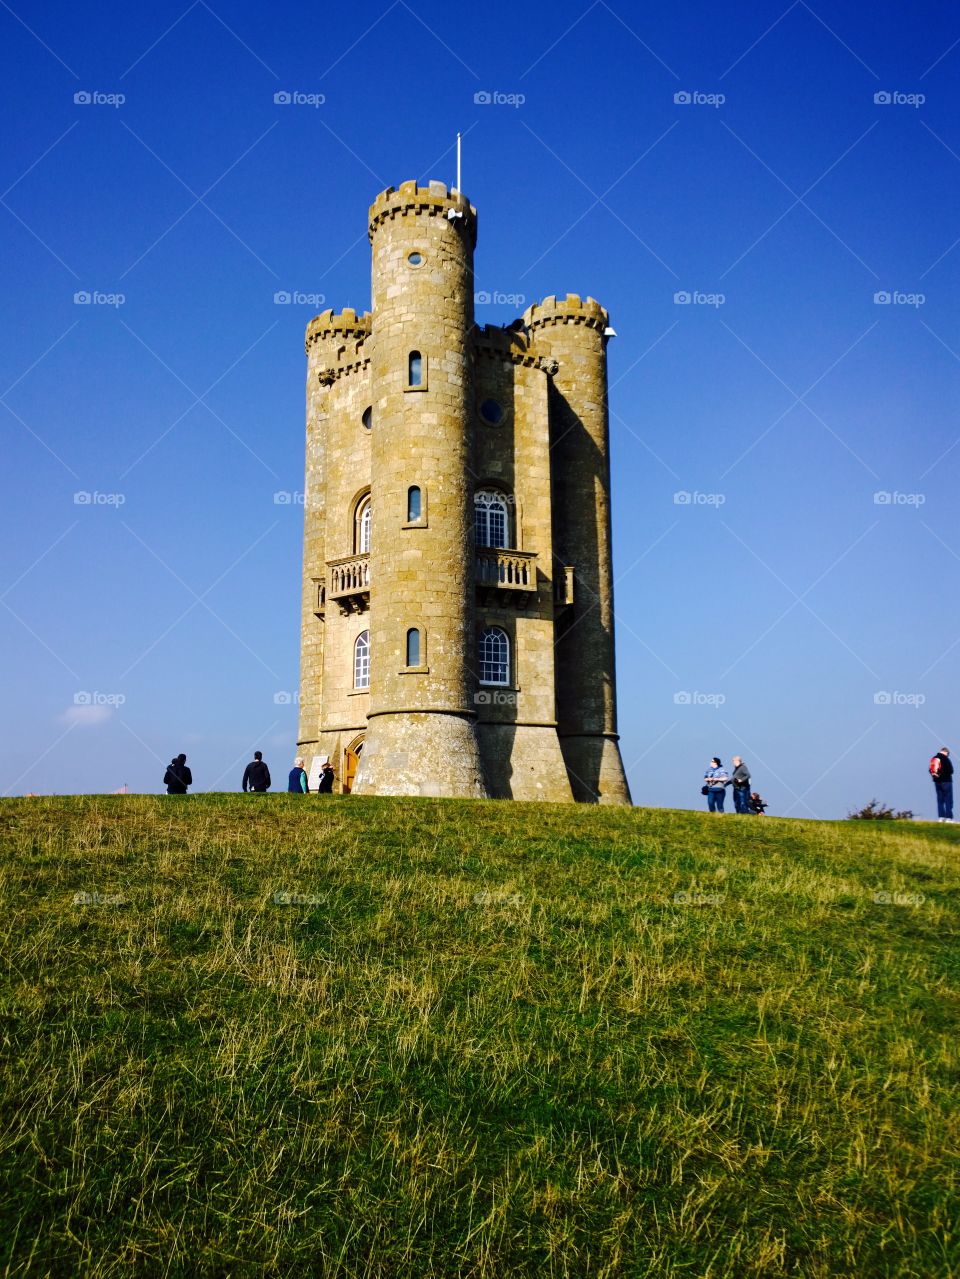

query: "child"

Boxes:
[748, 792, 768, 815]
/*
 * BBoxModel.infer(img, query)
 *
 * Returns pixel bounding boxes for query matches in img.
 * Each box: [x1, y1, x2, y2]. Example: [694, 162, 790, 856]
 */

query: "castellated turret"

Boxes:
[297, 180, 632, 804]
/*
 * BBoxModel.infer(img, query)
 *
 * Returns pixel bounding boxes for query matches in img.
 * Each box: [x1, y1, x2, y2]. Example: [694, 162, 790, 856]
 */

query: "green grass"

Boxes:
[1, 795, 958, 1277]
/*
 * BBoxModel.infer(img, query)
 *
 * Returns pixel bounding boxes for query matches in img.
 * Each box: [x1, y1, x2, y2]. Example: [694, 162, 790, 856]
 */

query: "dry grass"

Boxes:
[0, 795, 958, 1276]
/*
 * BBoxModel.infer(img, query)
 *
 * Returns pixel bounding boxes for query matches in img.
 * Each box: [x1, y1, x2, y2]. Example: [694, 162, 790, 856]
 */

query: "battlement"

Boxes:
[522, 294, 609, 334]
[368, 180, 477, 248]
[305, 308, 372, 353]
[473, 323, 542, 368]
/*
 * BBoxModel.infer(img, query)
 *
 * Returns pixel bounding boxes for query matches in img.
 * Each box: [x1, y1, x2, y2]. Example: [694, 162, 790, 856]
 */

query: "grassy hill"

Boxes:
[1, 795, 958, 1277]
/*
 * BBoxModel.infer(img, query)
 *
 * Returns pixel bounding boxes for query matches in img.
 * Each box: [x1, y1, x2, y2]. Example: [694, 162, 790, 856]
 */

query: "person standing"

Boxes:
[703, 757, 728, 813]
[727, 756, 751, 813]
[287, 757, 309, 794]
[164, 753, 192, 795]
[242, 751, 271, 793]
[317, 760, 335, 794]
[930, 746, 954, 822]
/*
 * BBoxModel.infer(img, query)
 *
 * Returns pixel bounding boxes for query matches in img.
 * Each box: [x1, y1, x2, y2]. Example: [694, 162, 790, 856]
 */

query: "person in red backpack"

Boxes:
[930, 747, 953, 822]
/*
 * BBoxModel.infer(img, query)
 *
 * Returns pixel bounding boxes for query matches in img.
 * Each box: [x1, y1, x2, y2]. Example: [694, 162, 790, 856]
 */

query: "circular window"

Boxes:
[479, 398, 504, 426]
[361, 406, 372, 431]
[407, 251, 424, 267]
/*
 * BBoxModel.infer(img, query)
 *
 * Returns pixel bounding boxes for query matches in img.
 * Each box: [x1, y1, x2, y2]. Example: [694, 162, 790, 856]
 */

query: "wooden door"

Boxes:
[342, 744, 361, 794]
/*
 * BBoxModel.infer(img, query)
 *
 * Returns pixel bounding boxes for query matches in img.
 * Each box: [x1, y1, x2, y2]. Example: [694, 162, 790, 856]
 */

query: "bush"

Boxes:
[847, 798, 915, 820]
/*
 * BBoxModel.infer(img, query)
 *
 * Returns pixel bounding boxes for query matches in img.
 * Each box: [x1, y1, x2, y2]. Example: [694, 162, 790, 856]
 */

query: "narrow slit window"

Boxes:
[406, 628, 421, 668]
[408, 351, 422, 387]
[407, 485, 422, 522]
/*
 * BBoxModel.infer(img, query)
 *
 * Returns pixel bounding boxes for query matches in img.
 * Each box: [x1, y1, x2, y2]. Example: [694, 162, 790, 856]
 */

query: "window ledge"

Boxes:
[402, 520, 428, 529]
[399, 665, 430, 675]
[348, 688, 370, 696]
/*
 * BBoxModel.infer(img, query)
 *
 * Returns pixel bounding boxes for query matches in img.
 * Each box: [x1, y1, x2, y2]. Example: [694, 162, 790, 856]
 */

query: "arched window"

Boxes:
[408, 351, 422, 387]
[474, 490, 509, 549]
[478, 626, 509, 686]
[407, 485, 422, 522]
[354, 630, 370, 689]
[406, 628, 420, 667]
[355, 495, 371, 554]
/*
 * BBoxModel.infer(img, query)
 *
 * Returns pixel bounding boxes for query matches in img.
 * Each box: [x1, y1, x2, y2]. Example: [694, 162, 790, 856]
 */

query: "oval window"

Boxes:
[362, 406, 372, 430]
[407, 251, 424, 266]
[479, 398, 504, 426]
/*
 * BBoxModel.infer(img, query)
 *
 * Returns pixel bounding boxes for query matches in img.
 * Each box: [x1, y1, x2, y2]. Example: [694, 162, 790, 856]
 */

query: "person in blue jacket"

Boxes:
[703, 757, 728, 812]
[288, 757, 309, 794]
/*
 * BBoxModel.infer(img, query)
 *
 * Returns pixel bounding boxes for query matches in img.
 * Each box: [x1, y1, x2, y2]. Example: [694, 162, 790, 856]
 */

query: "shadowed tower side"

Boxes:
[525, 295, 632, 804]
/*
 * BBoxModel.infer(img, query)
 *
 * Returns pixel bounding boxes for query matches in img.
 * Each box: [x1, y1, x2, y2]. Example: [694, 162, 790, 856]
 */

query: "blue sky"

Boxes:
[1, 0, 958, 817]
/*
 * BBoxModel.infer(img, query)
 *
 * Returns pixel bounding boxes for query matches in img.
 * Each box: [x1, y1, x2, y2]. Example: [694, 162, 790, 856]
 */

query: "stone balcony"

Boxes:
[475, 548, 538, 604]
[327, 553, 370, 614]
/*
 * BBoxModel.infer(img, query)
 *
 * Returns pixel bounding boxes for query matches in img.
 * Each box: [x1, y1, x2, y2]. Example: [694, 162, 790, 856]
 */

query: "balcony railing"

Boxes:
[475, 548, 538, 593]
[327, 553, 370, 613]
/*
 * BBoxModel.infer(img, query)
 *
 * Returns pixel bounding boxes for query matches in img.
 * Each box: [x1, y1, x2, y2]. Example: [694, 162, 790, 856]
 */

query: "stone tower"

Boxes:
[297, 179, 631, 805]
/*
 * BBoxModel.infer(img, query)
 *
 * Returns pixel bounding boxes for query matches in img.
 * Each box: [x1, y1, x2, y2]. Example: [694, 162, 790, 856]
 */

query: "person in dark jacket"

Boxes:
[726, 756, 751, 813]
[242, 751, 271, 793]
[931, 746, 954, 822]
[288, 756, 308, 794]
[316, 760, 335, 794]
[749, 792, 768, 815]
[164, 753, 192, 795]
